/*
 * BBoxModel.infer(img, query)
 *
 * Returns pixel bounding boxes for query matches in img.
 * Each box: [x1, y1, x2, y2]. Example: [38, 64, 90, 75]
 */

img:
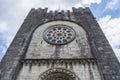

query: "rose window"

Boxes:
[43, 25, 75, 45]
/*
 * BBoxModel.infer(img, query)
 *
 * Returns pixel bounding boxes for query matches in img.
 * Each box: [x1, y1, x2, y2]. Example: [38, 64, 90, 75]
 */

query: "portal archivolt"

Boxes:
[39, 68, 76, 80]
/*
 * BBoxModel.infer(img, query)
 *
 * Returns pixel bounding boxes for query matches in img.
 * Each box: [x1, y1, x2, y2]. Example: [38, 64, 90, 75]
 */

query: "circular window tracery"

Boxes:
[43, 25, 76, 45]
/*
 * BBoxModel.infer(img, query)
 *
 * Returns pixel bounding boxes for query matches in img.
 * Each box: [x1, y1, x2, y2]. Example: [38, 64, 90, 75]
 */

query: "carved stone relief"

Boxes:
[39, 68, 76, 80]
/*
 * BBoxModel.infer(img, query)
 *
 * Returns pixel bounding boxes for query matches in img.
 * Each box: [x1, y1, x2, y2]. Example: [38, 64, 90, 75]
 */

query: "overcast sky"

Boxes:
[0, 0, 120, 61]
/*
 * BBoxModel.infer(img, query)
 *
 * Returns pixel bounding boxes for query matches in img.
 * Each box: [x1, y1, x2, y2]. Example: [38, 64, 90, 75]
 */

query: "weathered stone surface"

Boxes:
[25, 21, 92, 59]
[17, 59, 101, 80]
[0, 7, 120, 80]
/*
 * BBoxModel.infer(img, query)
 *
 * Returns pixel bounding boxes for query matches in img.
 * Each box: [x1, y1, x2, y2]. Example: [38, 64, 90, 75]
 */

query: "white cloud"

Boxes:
[75, 0, 101, 8]
[98, 15, 120, 61]
[8, 0, 102, 11]
[105, 0, 120, 10]
[0, 21, 8, 33]
[82, 0, 101, 4]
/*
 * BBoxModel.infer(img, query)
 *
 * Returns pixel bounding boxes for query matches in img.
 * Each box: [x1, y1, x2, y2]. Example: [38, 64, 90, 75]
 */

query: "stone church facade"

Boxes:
[0, 7, 120, 80]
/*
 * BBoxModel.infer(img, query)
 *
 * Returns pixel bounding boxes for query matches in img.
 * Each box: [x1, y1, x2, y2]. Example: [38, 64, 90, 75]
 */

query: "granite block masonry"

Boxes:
[0, 7, 120, 80]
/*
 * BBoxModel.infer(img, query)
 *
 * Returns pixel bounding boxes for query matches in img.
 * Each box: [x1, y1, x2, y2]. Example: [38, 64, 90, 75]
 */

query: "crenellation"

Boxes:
[72, 7, 85, 16]
[37, 8, 48, 13]
[72, 7, 79, 12]
[54, 10, 58, 14]
[25, 7, 96, 22]
[47, 10, 54, 19]
[66, 10, 71, 19]
[61, 10, 64, 13]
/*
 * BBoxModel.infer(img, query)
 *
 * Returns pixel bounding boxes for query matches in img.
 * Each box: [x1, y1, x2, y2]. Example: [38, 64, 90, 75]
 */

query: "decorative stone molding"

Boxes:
[39, 68, 76, 80]
[22, 58, 96, 66]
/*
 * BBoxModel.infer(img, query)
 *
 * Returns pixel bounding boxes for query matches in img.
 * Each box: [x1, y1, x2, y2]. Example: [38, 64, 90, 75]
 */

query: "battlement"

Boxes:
[25, 7, 95, 21]
[32, 7, 91, 13]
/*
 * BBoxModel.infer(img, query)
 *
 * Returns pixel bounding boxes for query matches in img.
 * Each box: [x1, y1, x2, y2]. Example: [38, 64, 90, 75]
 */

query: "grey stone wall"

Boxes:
[0, 7, 120, 80]
[25, 21, 92, 59]
[17, 59, 101, 80]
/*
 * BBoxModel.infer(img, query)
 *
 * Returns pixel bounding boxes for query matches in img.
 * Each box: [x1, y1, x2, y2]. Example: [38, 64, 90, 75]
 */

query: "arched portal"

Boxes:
[39, 68, 76, 80]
